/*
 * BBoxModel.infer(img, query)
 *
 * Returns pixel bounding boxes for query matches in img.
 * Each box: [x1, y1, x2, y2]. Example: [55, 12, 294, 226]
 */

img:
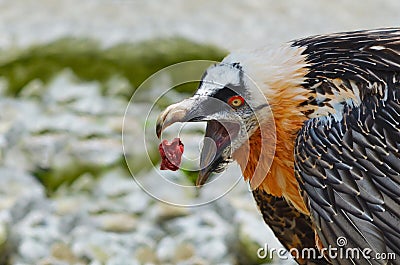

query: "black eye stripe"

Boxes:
[211, 86, 238, 102]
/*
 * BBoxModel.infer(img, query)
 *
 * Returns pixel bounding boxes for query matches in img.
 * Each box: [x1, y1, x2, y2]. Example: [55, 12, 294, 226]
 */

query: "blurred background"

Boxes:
[1, 1, 400, 264]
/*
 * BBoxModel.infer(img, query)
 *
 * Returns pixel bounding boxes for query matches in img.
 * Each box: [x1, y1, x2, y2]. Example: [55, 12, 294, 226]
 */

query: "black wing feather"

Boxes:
[293, 28, 400, 264]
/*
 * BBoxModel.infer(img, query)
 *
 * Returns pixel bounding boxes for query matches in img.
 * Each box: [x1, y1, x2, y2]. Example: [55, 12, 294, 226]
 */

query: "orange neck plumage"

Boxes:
[233, 111, 308, 214]
[233, 65, 311, 215]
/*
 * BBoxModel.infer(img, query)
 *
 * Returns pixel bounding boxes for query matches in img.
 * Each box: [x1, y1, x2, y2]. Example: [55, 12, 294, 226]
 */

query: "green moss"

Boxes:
[0, 37, 227, 96]
[180, 169, 199, 186]
[33, 159, 118, 195]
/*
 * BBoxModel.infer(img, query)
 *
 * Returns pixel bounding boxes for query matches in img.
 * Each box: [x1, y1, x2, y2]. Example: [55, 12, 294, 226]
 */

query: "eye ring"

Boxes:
[228, 95, 244, 108]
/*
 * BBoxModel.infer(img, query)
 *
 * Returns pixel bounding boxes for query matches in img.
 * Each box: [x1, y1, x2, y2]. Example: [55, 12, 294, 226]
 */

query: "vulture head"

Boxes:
[156, 56, 276, 186]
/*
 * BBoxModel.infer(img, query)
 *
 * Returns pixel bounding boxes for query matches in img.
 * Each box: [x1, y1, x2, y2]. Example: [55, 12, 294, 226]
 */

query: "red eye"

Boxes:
[228, 95, 244, 108]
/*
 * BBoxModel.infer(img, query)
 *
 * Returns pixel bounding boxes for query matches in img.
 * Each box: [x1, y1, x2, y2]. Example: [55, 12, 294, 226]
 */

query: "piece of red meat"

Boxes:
[159, 138, 184, 171]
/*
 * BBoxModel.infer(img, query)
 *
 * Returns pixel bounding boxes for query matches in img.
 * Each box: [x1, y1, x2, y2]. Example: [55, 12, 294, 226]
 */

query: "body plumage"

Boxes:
[156, 28, 400, 264]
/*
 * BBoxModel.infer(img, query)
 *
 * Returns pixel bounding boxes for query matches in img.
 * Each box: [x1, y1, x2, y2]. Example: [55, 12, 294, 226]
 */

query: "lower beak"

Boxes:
[197, 169, 213, 187]
[197, 131, 218, 186]
[197, 120, 240, 186]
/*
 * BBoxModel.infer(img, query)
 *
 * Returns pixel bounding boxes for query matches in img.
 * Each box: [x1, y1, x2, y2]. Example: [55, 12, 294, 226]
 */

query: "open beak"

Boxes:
[156, 97, 240, 186]
[196, 120, 239, 186]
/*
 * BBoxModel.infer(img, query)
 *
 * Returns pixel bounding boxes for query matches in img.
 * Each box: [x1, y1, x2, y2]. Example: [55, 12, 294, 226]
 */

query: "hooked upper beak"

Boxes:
[156, 98, 198, 139]
[156, 97, 239, 187]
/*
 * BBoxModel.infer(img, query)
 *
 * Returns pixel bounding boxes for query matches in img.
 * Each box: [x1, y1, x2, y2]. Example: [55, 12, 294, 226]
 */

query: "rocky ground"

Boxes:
[0, 70, 287, 265]
[1, 0, 400, 264]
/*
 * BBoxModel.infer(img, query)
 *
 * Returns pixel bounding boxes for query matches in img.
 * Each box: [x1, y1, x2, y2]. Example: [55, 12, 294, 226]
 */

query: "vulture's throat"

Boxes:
[233, 108, 310, 215]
